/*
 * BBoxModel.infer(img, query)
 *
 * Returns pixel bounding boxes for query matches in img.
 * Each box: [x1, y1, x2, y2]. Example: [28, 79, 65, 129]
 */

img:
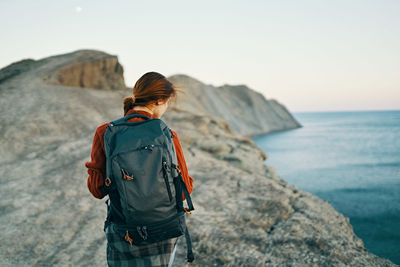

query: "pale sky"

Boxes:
[1, 0, 399, 112]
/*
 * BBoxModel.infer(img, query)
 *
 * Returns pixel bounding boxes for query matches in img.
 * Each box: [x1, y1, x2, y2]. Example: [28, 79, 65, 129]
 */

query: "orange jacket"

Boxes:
[85, 109, 194, 200]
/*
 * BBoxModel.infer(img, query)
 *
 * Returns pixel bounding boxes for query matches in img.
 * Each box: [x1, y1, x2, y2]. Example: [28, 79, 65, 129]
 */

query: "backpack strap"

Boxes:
[181, 179, 194, 212]
[181, 177, 195, 262]
[171, 163, 194, 212]
[104, 198, 111, 231]
[184, 226, 194, 262]
[170, 162, 195, 262]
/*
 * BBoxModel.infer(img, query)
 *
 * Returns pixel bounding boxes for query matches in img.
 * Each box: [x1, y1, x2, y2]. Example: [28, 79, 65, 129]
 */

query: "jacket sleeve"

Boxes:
[171, 129, 194, 200]
[85, 129, 107, 199]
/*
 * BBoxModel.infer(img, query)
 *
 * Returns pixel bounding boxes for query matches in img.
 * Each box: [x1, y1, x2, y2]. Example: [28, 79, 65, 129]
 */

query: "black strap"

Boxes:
[181, 175, 194, 211]
[104, 198, 111, 231]
[180, 173, 195, 262]
[171, 163, 194, 212]
[185, 226, 194, 262]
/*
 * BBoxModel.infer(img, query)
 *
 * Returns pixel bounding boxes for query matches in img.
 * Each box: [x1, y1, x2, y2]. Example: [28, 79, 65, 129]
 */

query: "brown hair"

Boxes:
[123, 72, 182, 115]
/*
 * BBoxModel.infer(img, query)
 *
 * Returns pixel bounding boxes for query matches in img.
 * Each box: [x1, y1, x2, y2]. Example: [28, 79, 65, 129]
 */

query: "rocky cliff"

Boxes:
[167, 74, 302, 137]
[50, 50, 125, 90]
[0, 50, 396, 266]
[0, 49, 125, 91]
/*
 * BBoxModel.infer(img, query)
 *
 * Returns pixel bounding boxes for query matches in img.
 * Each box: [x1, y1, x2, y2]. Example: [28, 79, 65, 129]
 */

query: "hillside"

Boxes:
[167, 74, 302, 137]
[0, 49, 396, 266]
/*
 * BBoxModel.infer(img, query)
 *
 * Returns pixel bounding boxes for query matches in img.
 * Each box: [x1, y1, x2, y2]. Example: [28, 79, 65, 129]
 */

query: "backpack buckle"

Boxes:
[172, 163, 181, 174]
[137, 226, 148, 240]
[124, 230, 134, 246]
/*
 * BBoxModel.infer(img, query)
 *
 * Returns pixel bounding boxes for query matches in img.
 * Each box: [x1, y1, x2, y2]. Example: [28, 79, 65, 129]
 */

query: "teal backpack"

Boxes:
[102, 113, 195, 262]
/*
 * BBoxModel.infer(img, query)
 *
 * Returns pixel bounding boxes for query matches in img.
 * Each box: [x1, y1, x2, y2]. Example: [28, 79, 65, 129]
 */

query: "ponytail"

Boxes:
[123, 96, 135, 115]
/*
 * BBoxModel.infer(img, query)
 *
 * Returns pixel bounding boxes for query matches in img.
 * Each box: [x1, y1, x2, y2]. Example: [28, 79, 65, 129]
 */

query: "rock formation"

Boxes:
[51, 50, 125, 90]
[0, 58, 38, 84]
[0, 49, 126, 91]
[0, 50, 396, 266]
[167, 74, 302, 137]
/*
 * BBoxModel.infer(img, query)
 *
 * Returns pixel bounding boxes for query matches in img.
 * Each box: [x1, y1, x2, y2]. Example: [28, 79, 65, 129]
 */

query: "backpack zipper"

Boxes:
[141, 144, 156, 151]
[121, 169, 134, 180]
[112, 144, 163, 160]
[162, 160, 173, 202]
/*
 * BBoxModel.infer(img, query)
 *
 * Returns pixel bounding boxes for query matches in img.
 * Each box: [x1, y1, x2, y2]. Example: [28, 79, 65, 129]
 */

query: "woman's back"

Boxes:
[85, 72, 194, 266]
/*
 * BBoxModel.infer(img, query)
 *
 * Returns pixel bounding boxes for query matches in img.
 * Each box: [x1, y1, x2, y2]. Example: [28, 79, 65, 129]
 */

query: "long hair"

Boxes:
[123, 72, 182, 115]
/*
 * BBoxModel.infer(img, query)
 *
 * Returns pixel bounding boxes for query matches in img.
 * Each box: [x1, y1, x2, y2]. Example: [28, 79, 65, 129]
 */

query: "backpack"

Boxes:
[102, 112, 195, 262]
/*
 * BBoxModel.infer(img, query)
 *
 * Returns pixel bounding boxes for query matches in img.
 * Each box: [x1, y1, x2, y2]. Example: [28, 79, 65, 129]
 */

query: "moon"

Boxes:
[75, 6, 82, 13]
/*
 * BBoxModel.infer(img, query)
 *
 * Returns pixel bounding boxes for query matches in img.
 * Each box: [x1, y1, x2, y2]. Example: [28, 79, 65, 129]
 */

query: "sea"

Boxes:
[252, 110, 400, 264]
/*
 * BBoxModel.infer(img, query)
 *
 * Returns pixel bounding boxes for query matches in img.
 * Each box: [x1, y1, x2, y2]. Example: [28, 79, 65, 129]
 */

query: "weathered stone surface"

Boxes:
[167, 74, 302, 137]
[53, 51, 125, 90]
[24, 49, 125, 90]
[0, 58, 37, 84]
[0, 50, 396, 266]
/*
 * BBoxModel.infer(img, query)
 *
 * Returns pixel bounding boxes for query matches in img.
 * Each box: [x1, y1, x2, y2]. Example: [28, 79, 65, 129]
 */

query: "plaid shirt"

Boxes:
[105, 223, 179, 267]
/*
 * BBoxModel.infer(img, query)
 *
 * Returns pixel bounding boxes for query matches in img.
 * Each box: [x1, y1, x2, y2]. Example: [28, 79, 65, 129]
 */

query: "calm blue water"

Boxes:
[253, 110, 400, 264]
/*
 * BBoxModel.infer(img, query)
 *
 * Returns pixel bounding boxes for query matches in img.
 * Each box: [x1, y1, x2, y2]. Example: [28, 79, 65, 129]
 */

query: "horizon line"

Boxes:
[292, 108, 400, 113]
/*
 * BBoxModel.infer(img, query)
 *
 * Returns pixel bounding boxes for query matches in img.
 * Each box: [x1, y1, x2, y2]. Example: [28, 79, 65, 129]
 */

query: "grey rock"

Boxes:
[0, 58, 38, 84]
[167, 74, 302, 137]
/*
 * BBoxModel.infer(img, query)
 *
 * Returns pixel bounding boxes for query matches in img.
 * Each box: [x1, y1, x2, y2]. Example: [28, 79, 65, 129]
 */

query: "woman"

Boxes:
[85, 71, 194, 266]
